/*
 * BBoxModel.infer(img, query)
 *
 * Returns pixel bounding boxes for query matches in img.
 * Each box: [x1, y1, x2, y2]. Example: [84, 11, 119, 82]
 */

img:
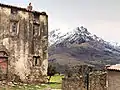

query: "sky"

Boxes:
[0, 0, 120, 44]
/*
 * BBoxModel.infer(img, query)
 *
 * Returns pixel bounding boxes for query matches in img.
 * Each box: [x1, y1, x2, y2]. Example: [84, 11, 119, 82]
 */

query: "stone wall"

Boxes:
[108, 70, 120, 90]
[62, 71, 107, 90]
[89, 71, 107, 90]
[0, 4, 48, 83]
[62, 77, 86, 90]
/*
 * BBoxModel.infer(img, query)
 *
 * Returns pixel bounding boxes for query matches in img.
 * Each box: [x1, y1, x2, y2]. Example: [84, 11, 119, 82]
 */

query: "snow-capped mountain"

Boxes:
[49, 26, 92, 46]
[49, 26, 108, 45]
[49, 26, 120, 70]
[49, 26, 120, 52]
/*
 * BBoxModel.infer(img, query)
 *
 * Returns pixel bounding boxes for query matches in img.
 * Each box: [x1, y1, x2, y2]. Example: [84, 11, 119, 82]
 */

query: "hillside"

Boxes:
[48, 26, 120, 70]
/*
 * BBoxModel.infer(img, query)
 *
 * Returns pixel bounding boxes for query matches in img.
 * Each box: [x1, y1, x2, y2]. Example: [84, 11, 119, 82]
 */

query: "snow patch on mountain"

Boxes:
[49, 26, 104, 46]
[49, 26, 120, 55]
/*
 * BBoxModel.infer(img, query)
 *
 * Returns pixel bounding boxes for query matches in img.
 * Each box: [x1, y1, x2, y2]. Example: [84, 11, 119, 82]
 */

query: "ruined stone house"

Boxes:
[0, 3, 48, 83]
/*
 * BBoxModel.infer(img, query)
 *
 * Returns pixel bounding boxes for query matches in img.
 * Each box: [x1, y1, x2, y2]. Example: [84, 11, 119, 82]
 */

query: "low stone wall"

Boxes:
[89, 71, 107, 90]
[62, 71, 107, 90]
[62, 77, 86, 90]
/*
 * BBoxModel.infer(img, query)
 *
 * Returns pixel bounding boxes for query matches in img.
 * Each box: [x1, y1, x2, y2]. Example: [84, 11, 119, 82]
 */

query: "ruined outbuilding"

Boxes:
[62, 65, 107, 90]
[0, 3, 48, 83]
[106, 64, 120, 90]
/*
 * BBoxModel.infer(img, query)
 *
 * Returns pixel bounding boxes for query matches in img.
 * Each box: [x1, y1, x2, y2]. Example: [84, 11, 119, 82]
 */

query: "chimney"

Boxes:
[27, 3, 32, 11]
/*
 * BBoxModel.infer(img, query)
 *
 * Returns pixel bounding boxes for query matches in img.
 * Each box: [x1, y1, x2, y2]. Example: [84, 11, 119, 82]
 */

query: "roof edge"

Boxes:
[0, 3, 48, 16]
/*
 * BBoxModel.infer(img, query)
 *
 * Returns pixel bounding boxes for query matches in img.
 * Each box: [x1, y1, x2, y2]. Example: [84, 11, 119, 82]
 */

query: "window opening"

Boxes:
[33, 56, 40, 66]
[11, 8, 18, 15]
[12, 22, 17, 33]
[33, 13, 39, 24]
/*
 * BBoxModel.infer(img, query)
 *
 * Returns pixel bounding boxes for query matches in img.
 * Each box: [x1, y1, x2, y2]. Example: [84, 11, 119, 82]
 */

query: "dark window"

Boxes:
[35, 57, 37, 65]
[12, 22, 17, 33]
[34, 13, 39, 20]
[11, 8, 18, 14]
[33, 13, 39, 24]
[33, 56, 40, 66]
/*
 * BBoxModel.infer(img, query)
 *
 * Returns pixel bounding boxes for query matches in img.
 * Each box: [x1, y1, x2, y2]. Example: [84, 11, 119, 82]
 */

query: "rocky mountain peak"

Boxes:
[48, 26, 120, 72]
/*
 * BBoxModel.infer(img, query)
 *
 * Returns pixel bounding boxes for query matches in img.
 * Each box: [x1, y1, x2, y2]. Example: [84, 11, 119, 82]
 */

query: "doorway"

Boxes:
[0, 51, 8, 80]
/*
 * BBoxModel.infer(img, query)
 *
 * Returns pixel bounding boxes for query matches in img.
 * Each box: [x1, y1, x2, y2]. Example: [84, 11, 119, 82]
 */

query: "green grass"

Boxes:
[48, 74, 64, 89]
[0, 74, 64, 90]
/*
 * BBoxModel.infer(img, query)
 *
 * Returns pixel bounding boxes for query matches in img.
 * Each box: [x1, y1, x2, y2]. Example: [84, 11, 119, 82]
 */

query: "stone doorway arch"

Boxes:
[0, 51, 8, 80]
[0, 44, 9, 80]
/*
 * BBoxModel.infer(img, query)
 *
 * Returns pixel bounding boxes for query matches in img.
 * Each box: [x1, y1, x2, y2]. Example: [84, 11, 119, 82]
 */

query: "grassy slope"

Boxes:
[0, 75, 64, 90]
[48, 74, 64, 89]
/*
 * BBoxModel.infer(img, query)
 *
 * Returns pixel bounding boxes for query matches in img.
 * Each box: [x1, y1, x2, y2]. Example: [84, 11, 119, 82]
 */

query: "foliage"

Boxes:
[47, 63, 57, 82]
[48, 74, 64, 89]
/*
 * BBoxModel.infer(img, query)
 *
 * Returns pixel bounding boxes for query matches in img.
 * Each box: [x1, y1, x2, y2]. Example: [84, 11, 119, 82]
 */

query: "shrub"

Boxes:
[47, 64, 57, 83]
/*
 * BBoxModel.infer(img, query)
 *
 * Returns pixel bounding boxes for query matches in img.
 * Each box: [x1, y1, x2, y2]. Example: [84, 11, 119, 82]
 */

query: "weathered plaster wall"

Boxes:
[0, 6, 48, 83]
[108, 70, 120, 90]
[40, 14, 48, 76]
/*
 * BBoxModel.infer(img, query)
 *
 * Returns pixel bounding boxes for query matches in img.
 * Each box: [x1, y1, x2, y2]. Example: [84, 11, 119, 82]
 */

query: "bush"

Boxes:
[47, 64, 57, 83]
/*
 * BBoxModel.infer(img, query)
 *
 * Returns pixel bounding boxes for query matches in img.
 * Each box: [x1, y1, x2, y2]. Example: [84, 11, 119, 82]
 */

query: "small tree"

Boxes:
[47, 64, 57, 83]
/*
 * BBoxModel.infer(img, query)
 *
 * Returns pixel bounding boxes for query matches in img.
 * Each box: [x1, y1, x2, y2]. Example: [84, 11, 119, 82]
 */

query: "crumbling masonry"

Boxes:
[62, 65, 107, 90]
[0, 3, 48, 83]
[62, 71, 107, 90]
